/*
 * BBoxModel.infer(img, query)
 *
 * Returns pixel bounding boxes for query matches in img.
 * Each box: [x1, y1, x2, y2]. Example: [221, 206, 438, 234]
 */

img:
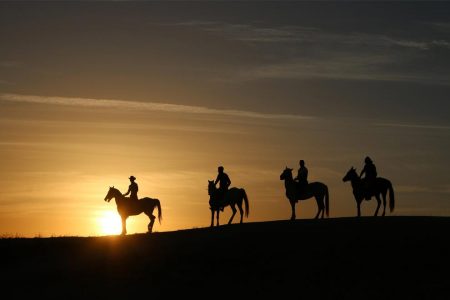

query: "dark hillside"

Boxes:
[1, 217, 449, 299]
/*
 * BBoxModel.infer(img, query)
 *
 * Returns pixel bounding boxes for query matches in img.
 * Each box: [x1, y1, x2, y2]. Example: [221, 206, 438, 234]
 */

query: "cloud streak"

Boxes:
[223, 54, 450, 86]
[373, 123, 450, 131]
[172, 21, 450, 85]
[174, 21, 450, 51]
[0, 93, 314, 121]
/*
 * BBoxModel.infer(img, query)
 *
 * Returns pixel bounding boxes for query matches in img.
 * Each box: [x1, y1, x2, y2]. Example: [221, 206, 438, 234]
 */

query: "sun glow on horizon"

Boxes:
[97, 210, 121, 235]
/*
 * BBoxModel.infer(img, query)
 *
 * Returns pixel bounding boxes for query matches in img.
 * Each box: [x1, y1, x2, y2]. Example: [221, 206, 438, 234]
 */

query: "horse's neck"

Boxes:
[113, 190, 124, 204]
[351, 177, 361, 189]
[284, 177, 295, 189]
[212, 188, 220, 197]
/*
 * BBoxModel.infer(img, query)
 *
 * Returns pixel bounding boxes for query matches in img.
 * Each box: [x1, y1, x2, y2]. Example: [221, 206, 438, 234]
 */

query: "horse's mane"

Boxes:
[110, 186, 122, 195]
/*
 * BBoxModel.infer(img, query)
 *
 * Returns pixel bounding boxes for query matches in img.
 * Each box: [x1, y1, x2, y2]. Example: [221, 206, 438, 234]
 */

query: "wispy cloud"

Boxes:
[0, 93, 314, 121]
[373, 123, 450, 131]
[171, 21, 450, 85]
[224, 55, 450, 85]
[173, 21, 449, 51]
[231, 54, 391, 80]
[431, 40, 450, 49]
[397, 185, 450, 195]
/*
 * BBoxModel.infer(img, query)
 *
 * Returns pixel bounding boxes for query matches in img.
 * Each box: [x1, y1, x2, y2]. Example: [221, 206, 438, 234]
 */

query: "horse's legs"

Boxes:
[121, 216, 127, 235]
[228, 204, 237, 225]
[148, 215, 156, 233]
[356, 199, 361, 217]
[238, 203, 244, 223]
[314, 203, 321, 219]
[216, 209, 220, 226]
[320, 197, 325, 219]
[210, 209, 215, 227]
[290, 199, 296, 220]
[381, 191, 387, 216]
[374, 194, 381, 216]
[143, 210, 156, 233]
[314, 196, 324, 219]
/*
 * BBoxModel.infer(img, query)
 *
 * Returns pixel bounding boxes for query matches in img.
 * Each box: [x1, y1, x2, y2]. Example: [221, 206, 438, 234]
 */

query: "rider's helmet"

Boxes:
[129, 175, 136, 181]
[364, 156, 373, 164]
[218, 166, 224, 173]
[300, 160, 305, 166]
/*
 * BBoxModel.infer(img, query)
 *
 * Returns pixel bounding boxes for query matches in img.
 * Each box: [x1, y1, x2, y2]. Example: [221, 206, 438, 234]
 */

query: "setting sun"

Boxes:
[97, 210, 121, 235]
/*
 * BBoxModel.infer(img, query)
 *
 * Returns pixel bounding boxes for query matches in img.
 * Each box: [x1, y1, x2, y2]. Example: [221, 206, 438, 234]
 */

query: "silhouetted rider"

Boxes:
[360, 156, 377, 198]
[294, 160, 309, 187]
[123, 175, 139, 201]
[215, 166, 231, 210]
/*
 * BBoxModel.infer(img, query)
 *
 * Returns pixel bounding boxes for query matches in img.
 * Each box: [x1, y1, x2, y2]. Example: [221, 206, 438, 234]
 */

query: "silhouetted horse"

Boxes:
[280, 167, 329, 220]
[342, 167, 395, 217]
[104, 186, 162, 235]
[208, 180, 249, 227]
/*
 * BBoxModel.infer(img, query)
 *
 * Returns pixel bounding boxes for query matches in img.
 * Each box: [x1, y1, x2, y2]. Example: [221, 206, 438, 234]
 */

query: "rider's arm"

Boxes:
[214, 174, 220, 185]
[123, 186, 131, 196]
[359, 167, 365, 178]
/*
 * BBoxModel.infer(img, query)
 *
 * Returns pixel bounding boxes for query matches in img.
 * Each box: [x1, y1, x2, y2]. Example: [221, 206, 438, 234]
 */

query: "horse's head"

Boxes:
[207, 180, 216, 195]
[343, 167, 357, 182]
[104, 186, 118, 202]
[280, 167, 293, 180]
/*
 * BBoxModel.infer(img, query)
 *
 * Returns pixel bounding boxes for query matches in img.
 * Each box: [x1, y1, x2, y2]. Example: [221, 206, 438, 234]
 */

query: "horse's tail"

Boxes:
[325, 185, 329, 217]
[388, 181, 395, 213]
[242, 189, 249, 218]
[156, 199, 162, 224]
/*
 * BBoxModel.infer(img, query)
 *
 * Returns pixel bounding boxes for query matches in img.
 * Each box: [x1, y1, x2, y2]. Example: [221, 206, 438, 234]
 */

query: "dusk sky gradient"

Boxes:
[1, 1, 449, 236]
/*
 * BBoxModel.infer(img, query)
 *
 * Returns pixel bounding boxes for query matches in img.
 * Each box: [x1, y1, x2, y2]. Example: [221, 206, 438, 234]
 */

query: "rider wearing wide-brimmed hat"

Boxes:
[123, 175, 139, 201]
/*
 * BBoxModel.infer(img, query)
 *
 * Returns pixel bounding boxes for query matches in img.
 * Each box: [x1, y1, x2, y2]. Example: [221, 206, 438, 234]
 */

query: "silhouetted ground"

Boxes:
[1, 217, 449, 299]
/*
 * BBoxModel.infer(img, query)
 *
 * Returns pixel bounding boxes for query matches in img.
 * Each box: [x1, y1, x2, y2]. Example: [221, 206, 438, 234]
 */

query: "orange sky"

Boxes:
[1, 93, 449, 237]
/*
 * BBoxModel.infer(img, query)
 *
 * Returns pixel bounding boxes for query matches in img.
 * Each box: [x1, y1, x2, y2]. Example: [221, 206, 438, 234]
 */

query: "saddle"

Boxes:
[362, 178, 376, 200]
[295, 181, 309, 198]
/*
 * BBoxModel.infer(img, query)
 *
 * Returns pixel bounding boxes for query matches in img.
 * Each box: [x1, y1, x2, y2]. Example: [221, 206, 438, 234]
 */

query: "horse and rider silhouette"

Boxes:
[343, 156, 395, 217]
[104, 176, 162, 235]
[101, 157, 394, 234]
[280, 160, 329, 220]
[208, 166, 249, 226]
